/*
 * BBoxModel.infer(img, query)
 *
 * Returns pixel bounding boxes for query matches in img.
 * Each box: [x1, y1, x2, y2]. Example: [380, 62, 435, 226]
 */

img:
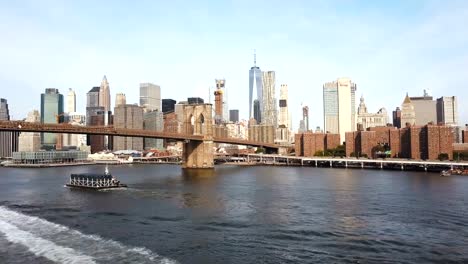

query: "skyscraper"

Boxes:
[409, 90, 437, 125]
[0, 98, 10, 120]
[18, 110, 41, 152]
[215, 79, 228, 121]
[86, 87, 103, 126]
[115, 93, 127, 107]
[162, 99, 176, 113]
[253, 99, 261, 124]
[401, 93, 416, 127]
[0, 98, 19, 157]
[249, 51, 263, 121]
[323, 78, 357, 142]
[40, 88, 64, 148]
[393, 107, 402, 128]
[276, 84, 291, 144]
[140, 83, 161, 112]
[99, 76, 111, 112]
[278, 84, 290, 128]
[229, 110, 239, 123]
[302, 106, 309, 132]
[66, 88, 76, 113]
[143, 110, 164, 150]
[436, 96, 458, 126]
[214, 87, 223, 125]
[113, 104, 144, 151]
[261, 71, 277, 127]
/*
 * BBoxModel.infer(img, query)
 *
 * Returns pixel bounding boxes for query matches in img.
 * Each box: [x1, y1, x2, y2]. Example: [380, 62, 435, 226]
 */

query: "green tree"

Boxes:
[438, 153, 449, 161]
[255, 147, 265, 154]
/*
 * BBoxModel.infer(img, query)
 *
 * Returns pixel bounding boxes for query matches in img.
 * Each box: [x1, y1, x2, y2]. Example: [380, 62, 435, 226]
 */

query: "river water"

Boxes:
[0, 164, 467, 263]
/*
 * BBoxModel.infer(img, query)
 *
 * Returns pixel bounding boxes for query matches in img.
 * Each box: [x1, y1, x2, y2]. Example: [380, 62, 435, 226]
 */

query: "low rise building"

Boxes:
[295, 132, 340, 157]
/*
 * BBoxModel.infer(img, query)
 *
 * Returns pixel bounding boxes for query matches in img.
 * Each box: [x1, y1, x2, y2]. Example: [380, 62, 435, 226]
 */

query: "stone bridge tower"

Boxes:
[181, 104, 214, 169]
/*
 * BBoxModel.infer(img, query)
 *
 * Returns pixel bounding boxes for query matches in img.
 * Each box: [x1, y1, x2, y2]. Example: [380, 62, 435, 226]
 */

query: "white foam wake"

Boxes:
[0, 206, 177, 264]
[0, 219, 96, 264]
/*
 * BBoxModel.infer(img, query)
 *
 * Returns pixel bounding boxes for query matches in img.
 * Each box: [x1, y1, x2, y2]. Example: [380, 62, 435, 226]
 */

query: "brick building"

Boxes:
[295, 132, 340, 157]
[463, 129, 468, 143]
[345, 125, 453, 160]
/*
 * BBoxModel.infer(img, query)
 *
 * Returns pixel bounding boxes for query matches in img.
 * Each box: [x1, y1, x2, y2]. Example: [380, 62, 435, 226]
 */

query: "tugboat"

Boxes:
[66, 166, 127, 189]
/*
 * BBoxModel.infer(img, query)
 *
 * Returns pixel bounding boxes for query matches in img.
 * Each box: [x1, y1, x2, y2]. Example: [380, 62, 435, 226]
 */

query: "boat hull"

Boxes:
[65, 184, 127, 190]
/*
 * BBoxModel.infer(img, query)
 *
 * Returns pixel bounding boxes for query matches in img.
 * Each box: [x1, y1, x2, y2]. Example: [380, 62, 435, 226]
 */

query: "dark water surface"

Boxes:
[0, 164, 467, 263]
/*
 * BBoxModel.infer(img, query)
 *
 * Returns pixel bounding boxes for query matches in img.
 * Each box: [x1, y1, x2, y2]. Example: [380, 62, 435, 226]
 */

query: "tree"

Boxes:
[255, 147, 265, 154]
[438, 153, 449, 161]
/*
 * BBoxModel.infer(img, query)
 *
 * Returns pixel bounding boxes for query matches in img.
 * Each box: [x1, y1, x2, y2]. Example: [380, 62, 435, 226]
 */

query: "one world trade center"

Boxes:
[249, 51, 263, 123]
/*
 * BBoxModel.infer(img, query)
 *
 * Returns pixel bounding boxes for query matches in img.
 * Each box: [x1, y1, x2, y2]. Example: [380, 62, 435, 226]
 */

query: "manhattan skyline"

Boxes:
[1, 1, 467, 129]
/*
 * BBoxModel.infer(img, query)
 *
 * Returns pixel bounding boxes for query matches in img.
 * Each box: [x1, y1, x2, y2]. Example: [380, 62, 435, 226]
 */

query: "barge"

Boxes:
[66, 167, 127, 189]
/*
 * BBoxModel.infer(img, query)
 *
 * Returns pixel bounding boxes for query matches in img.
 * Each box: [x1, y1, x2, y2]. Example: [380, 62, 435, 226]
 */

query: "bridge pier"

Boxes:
[182, 140, 214, 169]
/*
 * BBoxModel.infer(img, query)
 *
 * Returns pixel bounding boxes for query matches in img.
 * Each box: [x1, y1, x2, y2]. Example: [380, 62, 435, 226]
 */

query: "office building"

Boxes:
[87, 87, 100, 108]
[88, 111, 106, 153]
[357, 95, 389, 130]
[66, 88, 76, 113]
[249, 51, 263, 121]
[113, 104, 144, 151]
[143, 110, 164, 150]
[323, 78, 357, 142]
[0, 98, 9, 120]
[162, 99, 176, 113]
[18, 110, 41, 152]
[248, 124, 275, 144]
[115, 93, 127, 107]
[436, 96, 458, 126]
[277, 84, 291, 144]
[261, 71, 277, 127]
[0, 98, 19, 157]
[400, 93, 416, 127]
[99, 75, 111, 112]
[63, 113, 86, 149]
[40, 88, 64, 148]
[214, 87, 224, 124]
[140, 83, 161, 112]
[253, 100, 261, 124]
[229, 110, 239, 123]
[393, 107, 402, 128]
[188, 97, 204, 104]
[298, 106, 309, 133]
[409, 90, 437, 125]
[215, 79, 228, 121]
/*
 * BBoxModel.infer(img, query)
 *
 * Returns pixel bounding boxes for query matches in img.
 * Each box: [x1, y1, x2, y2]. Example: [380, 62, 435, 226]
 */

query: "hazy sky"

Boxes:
[1, 0, 467, 129]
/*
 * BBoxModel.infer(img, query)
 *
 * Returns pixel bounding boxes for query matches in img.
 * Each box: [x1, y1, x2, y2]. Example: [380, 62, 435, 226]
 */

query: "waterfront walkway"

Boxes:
[234, 154, 468, 172]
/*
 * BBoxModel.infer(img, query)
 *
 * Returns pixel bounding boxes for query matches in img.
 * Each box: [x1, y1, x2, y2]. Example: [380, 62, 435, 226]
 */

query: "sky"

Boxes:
[1, 0, 467, 130]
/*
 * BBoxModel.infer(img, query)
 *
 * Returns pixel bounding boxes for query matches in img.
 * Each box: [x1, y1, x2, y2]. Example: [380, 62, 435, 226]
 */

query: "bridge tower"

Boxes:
[181, 104, 214, 169]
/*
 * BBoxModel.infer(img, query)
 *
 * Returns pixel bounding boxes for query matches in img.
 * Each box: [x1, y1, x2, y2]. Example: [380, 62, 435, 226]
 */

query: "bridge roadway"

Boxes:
[0, 121, 279, 149]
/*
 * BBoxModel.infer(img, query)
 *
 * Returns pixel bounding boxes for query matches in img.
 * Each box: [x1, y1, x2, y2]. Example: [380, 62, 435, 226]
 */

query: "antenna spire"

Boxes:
[254, 49, 257, 67]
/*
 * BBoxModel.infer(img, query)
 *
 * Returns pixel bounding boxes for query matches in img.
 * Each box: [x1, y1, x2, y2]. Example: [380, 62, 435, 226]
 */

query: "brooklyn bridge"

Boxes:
[0, 104, 280, 169]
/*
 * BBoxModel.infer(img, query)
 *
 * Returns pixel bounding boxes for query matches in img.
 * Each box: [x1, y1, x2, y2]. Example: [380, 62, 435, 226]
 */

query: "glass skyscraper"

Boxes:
[323, 78, 357, 143]
[40, 88, 64, 148]
[249, 52, 263, 122]
[140, 83, 161, 112]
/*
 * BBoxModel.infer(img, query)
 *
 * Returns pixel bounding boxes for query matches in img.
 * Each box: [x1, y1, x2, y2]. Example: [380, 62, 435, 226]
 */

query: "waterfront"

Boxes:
[0, 165, 467, 263]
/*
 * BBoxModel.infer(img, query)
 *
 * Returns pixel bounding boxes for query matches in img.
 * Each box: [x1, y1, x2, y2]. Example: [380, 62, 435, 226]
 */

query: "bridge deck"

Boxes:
[0, 121, 278, 149]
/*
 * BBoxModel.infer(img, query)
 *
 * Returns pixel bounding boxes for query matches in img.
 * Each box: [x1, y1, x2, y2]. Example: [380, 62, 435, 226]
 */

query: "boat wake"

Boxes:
[0, 206, 177, 264]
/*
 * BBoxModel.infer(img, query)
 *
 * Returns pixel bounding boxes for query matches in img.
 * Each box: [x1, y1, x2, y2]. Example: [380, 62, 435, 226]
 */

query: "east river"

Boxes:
[0, 164, 467, 263]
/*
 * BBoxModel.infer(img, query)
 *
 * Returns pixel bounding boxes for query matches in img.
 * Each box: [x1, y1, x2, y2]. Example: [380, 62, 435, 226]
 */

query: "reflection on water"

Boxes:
[0, 165, 467, 263]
